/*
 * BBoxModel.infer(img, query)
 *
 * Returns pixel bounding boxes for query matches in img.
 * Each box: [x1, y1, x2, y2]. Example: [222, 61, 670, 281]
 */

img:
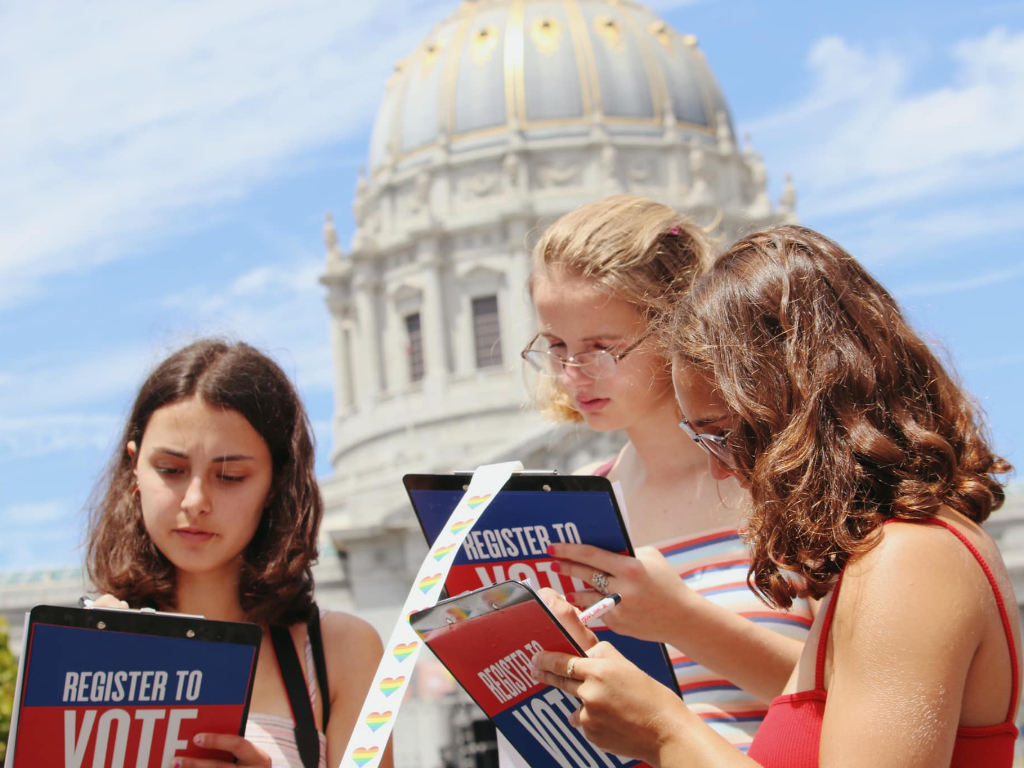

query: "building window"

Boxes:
[472, 295, 502, 368]
[405, 312, 425, 382]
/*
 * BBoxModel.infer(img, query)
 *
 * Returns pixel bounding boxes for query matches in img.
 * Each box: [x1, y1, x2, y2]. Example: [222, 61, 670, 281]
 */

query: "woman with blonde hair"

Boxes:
[533, 225, 1020, 767]
[515, 196, 814, 758]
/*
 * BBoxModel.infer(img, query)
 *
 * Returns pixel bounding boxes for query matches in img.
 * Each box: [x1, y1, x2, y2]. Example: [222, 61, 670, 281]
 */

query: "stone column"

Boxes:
[353, 268, 384, 408]
[417, 238, 448, 387]
[455, 294, 476, 377]
[326, 292, 353, 416]
[503, 220, 534, 363]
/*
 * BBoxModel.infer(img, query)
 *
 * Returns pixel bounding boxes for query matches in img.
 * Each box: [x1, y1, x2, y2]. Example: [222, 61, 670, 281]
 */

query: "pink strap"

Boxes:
[814, 518, 1020, 721]
[592, 459, 615, 478]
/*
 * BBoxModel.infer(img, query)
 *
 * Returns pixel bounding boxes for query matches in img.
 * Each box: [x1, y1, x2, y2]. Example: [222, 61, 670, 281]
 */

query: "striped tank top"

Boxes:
[244, 629, 328, 768]
[654, 527, 814, 751]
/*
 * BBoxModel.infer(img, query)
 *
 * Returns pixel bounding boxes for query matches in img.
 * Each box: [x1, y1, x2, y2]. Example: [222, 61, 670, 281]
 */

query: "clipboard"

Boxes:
[4, 604, 261, 768]
[403, 472, 680, 695]
[410, 580, 642, 768]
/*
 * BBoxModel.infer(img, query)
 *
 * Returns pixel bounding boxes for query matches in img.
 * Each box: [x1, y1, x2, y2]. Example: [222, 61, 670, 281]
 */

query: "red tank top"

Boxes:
[747, 519, 1020, 767]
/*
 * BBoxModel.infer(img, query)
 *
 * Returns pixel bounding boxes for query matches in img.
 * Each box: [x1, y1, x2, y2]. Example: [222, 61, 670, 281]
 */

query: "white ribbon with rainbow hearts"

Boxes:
[338, 461, 523, 768]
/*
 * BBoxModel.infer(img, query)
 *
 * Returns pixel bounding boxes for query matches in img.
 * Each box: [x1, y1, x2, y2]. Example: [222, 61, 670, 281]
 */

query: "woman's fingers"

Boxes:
[564, 591, 602, 610]
[531, 650, 585, 698]
[548, 543, 629, 575]
[92, 594, 129, 609]
[537, 588, 599, 650]
[170, 733, 272, 767]
[170, 758, 233, 768]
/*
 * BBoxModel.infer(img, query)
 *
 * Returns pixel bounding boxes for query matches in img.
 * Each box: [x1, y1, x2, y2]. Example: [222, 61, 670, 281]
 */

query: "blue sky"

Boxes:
[2, 0, 1023, 571]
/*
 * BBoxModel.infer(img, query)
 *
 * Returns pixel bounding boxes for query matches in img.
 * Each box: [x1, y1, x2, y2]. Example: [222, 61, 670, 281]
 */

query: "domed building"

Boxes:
[318, 0, 796, 582]
[316, 1, 798, 764]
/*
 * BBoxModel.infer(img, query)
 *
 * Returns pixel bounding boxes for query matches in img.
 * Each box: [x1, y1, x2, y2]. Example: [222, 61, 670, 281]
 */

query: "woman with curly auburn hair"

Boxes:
[532, 226, 1020, 768]
[512, 196, 816, 764]
[85, 338, 393, 768]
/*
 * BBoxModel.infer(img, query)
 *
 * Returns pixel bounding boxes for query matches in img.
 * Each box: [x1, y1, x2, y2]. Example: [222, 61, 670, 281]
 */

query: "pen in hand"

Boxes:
[578, 593, 621, 626]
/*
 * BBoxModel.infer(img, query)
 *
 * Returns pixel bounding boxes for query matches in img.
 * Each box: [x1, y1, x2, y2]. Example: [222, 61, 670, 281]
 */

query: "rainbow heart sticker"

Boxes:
[450, 519, 474, 534]
[432, 543, 457, 561]
[352, 746, 379, 766]
[380, 676, 405, 696]
[418, 573, 443, 593]
[466, 494, 491, 509]
[365, 711, 393, 731]
[393, 641, 418, 661]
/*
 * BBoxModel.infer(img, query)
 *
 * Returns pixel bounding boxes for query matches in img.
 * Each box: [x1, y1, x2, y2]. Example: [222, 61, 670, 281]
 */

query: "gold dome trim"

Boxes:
[593, 16, 625, 53]
[529, 16, 563, 57]
[471, 25, 501, 65]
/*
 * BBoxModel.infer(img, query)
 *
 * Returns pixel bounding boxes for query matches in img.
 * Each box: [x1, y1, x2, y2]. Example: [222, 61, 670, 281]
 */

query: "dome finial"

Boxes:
[778, 173, 799, 222]
[716, 110, 734, 155]
[323, 212, 342, 260]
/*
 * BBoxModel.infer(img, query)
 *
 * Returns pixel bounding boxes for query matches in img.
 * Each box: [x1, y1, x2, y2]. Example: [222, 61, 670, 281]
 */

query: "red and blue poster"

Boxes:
[407, 477, 679, 696]
[8, 610, 259, 768]
[420, 591, 641, 768]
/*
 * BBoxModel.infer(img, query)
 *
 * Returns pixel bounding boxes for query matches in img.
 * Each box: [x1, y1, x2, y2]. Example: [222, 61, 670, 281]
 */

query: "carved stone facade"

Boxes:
[316, 2, 796, 764]
[318, 1, 791, 630]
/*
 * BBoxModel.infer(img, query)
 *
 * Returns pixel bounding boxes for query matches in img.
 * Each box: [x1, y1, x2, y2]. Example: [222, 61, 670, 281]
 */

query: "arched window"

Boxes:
[405, 311, 425, 382]
[472, 294, 502, 368]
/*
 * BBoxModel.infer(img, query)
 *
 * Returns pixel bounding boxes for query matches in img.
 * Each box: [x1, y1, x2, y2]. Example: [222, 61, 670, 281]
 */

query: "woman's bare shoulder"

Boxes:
[317, 611, 384, 684]
[840, 518, 995, 637]
[319, 610, 382, 653]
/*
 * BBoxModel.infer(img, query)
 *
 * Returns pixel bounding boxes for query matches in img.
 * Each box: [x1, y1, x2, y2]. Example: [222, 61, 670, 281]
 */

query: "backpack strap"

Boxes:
[268, 624, 321, 768]
[307, 606, 331, 728]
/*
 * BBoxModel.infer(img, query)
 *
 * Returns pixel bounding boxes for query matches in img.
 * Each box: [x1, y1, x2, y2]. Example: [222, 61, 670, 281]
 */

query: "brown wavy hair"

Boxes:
[85, 338, 322, 626]
[528, 195, 713, 422]
[671, 226, 1012, 608]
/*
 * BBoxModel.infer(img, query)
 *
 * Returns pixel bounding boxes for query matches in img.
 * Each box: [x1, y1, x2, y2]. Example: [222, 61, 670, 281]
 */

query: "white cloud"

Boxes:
[0, 414, 122, 461]
[160, 256, 335, 392]
[641, 0, 706, 9]
[0, 499, 83, 570]
[962, 351, 1024, 372]
[0, 0, 448, 310]
[0, 344, 157, 415]
[745, 27, 1024, 225]
[0, 500, 70, 526]
[897, 260, 1024, 298]
[834, 197, 1024, 266]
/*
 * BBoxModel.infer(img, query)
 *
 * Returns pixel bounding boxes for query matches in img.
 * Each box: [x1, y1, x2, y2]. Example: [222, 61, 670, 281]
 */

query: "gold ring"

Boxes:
[566, 658, 577, 680]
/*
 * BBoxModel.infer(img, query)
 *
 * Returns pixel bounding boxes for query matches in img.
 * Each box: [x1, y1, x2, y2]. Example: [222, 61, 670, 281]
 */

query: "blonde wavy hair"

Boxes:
[527, 195, 714, 422]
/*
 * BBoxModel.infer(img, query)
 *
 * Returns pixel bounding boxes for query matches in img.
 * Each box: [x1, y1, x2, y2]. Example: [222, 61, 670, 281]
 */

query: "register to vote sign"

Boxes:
[11, 622, 257, 767]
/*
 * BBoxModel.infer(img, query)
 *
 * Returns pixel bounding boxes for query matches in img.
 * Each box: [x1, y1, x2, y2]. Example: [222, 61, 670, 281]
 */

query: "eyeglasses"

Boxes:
[521, 333, 652, 380]
[678, 418, 738, 470]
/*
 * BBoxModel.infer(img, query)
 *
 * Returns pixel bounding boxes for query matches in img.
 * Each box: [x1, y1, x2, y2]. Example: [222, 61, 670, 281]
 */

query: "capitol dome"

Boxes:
[319, 0, 795, 543]
[368, 0, 735, 173]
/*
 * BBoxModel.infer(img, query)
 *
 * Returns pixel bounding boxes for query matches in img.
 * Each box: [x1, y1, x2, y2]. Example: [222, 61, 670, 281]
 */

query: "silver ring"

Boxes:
[591, 571, 611, 596]
[566, 658, 577, 680]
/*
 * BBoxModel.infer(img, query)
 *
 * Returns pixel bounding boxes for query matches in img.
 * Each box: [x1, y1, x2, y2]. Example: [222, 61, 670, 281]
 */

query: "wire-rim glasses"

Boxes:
[520, 332, 653, 380]
[678, 418, 738, 470]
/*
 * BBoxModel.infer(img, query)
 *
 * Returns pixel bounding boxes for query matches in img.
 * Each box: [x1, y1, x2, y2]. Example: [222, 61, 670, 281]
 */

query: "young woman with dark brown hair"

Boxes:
[532, 226, 1020, 768]
[86, 339, 393, 768]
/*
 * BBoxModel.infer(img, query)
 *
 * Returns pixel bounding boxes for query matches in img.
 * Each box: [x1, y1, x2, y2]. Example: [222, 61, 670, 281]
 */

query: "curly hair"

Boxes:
[85, 338, 322, 626]
[527, 195, 714, 422]
[671, 226, 1012, 608]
